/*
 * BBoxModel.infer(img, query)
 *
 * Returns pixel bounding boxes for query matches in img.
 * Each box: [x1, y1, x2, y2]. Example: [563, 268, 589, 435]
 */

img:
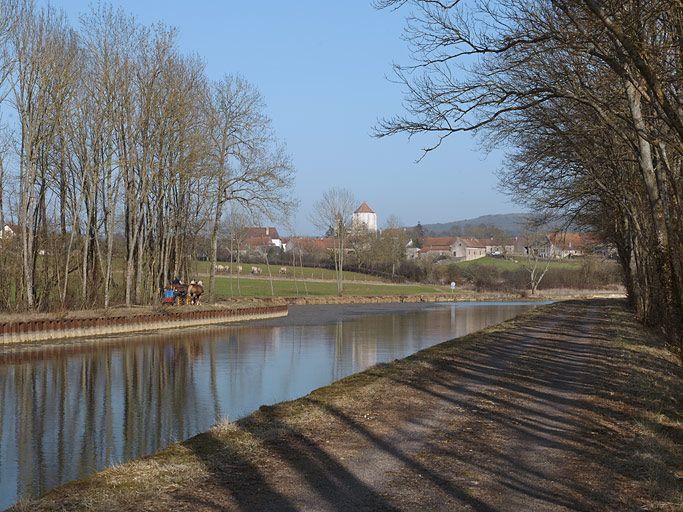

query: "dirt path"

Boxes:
[18, 300, 681, 512]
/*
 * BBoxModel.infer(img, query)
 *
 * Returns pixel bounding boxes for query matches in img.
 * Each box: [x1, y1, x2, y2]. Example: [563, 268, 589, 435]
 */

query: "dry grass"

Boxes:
[600, 304, 682, 511]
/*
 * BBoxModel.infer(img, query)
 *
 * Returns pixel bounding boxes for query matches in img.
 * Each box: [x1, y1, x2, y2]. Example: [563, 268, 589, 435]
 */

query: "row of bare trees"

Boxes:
[0, 0, 293, 311]
[378, 0, 682, 353]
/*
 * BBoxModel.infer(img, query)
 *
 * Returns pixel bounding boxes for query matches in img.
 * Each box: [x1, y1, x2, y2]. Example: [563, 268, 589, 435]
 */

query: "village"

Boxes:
[231, 202, 598, 264]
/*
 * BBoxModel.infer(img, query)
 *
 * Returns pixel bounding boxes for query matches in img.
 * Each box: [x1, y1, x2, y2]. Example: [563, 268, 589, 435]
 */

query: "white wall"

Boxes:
[353, 212, 378, 232]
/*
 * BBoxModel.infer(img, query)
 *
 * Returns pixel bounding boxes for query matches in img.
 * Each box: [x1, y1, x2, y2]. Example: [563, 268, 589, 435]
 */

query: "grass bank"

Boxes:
[13, 300, 681, 511]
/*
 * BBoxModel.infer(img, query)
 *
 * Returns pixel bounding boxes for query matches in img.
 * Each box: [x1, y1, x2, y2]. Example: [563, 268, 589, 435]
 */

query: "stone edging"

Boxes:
[0, 305, 289, 344]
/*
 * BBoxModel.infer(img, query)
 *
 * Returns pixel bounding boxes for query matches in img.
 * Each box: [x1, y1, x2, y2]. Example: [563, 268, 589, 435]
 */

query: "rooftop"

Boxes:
[354, 202, 375, 214]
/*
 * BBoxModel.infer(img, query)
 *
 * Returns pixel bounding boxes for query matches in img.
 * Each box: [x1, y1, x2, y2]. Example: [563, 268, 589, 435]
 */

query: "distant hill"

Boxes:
[421, 213, 532, 236]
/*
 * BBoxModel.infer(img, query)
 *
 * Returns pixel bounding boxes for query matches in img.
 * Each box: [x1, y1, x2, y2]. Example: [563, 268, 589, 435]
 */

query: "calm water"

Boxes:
[0, 301, 538, 509]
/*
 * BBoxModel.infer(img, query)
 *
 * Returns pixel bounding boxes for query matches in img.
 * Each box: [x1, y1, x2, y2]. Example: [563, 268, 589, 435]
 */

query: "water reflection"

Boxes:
[0, 301, 537, 508]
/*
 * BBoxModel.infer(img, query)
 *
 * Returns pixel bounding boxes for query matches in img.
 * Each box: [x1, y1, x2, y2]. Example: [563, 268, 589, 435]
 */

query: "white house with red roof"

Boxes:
[352, 202, 378, 232]
[243, 227, 283, 252]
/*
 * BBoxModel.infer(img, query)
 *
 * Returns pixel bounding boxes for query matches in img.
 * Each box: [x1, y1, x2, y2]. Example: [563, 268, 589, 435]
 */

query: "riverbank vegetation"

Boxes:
[377, 0, 683, 353]
[440, 257, 623, 294]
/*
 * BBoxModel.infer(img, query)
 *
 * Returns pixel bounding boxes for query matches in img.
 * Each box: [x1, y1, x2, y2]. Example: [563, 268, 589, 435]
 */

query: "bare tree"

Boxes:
[377, 0, 682, 351]
[226, 207, 250, 297]
[204, 75, 294, 303]
[520, 231, 551, 295]
[380, 215, 407, 278]
[310, 187, 356, 295]
[0, 0, 295, 312]
[9, 2, 78, 308]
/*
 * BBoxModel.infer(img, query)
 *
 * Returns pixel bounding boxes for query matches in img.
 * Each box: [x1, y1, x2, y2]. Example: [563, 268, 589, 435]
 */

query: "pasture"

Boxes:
[211, 276, 446, 298]
[195, 261, 386, 282]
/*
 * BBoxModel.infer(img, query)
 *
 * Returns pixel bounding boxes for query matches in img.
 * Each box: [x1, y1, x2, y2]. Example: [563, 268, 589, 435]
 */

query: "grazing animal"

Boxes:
[237, 265, 243, 274]
[251, 266, 262, 275]
[188, 280, 204, 305]
[216, 264, 225, 272]
[279, 267, 287, 275]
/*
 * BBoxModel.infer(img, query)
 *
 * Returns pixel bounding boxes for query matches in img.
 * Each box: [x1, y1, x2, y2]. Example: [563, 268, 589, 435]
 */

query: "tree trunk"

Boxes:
[209, 188, 223, 303]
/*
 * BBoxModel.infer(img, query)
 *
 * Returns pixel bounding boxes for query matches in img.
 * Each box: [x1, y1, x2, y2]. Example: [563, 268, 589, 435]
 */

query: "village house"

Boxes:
[541, 232, 591, 259]
[410, 236, 515, 261]
[452, 238, 488, 261]
[482, 239, 515, 256]
[517, 232, 597, 259]
[417, 237, 458, 259]
[405, 240, 420, 260]
[243, 227, 283, 253]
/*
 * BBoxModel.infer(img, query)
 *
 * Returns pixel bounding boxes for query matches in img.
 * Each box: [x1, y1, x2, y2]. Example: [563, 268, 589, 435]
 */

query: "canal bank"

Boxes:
[11, 299, 681, 512]
[0, 305, 288, 345]
[0, 287, 624, 346]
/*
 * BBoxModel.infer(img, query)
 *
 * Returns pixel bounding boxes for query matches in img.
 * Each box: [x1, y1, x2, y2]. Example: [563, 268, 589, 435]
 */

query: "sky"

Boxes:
[51, 0, 521, 234]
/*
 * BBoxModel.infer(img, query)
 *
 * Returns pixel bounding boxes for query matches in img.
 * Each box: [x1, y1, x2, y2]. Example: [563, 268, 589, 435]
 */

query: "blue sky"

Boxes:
[52, 0, 520, 234]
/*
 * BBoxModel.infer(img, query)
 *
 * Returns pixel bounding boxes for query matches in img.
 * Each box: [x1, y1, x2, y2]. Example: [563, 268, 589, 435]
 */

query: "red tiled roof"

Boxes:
[287, 237, 336, 252]
[354, 202, 375, 214]
[246, 227, 280, 239]
[423, 237, 456, 247]
[420, 246, 452, 253]
[420, 237, 456, 253]
[547, 232, 595, 250]
[456, 237, 485, 248]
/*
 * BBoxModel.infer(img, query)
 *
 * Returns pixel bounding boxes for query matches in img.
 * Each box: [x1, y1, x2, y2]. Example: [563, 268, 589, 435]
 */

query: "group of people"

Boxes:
[168, 276, 204, 305]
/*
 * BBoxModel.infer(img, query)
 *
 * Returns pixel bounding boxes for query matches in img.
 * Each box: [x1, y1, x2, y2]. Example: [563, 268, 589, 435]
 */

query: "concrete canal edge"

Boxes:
[0, 305, 289, 345]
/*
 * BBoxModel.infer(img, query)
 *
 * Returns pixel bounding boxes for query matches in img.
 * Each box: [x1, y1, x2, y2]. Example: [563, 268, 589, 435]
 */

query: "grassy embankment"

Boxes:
[14, 300, 681, 511]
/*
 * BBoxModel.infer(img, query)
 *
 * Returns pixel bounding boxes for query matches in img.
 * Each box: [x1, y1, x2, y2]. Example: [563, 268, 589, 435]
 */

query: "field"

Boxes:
[195, 261, 385, 282]
[211, 276, 447, 297]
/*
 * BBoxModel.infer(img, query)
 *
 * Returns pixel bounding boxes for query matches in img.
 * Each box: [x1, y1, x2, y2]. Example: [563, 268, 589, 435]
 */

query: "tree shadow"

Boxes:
[172, 430, 300, 511]
[168, 299, 681, 511]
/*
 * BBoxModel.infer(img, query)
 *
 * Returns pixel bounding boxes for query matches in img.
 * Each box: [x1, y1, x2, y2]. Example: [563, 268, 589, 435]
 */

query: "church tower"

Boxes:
[352, 202, 378, 232]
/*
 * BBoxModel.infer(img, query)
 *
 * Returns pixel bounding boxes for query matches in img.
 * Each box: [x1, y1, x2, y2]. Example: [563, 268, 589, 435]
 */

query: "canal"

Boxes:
[0, 301, 540, 508]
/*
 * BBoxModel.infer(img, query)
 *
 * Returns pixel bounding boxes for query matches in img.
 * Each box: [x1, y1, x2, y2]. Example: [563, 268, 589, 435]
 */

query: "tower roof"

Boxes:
[354, 202, 375, 214]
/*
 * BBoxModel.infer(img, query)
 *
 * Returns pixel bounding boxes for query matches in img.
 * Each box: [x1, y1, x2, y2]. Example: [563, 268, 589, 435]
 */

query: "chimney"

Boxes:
[266, 227, 269, 235]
